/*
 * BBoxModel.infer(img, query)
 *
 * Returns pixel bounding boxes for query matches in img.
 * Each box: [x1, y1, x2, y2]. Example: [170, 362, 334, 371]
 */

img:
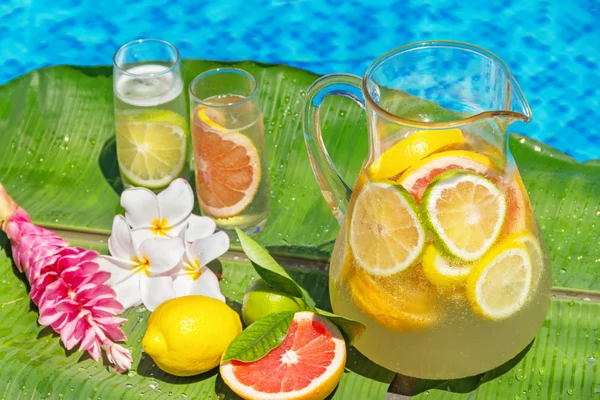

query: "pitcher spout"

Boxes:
[506, 76, 533, 124]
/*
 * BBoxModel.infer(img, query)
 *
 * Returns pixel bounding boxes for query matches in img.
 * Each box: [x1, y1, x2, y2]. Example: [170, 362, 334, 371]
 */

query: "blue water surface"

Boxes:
[1, 0, 599, 160]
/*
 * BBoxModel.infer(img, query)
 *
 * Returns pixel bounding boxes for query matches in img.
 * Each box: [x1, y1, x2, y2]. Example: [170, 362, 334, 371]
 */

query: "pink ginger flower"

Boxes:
[0, 184, 132, 372]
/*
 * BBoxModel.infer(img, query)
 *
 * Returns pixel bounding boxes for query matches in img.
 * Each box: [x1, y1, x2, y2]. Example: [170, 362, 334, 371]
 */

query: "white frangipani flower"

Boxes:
[100, 179, 229, 311]
[120, 178, 194, 243]
[98, 215, 185, 311]
[172, 215, 229, 302]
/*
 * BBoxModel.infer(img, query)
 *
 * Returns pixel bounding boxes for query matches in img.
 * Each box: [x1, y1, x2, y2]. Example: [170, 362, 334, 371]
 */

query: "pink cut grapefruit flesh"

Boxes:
[194, 109, 261, 218]
[220, 311, 346, 400]
[500, 171, 532, 238]
[397, 150, 492, 202]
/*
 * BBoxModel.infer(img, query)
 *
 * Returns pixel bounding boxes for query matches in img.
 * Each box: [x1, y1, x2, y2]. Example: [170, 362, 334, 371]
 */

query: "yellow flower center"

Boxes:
[132, 256, 151, 276]
[151, 218, 170, 237]
[184, 259, 203, 281]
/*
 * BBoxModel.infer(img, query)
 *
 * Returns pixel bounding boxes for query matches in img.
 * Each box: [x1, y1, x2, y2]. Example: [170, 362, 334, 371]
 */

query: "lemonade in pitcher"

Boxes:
[329, 128, 552, 379]
[303, 42, 552, 379]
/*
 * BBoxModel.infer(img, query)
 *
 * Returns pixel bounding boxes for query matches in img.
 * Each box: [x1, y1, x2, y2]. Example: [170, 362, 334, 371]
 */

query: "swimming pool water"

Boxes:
[1, 0, 599, 160]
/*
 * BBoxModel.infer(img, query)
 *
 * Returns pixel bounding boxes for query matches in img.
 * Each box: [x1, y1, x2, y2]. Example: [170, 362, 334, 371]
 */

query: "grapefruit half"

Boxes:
[220, 311, 346, 400]
[194, 108, 261, 218]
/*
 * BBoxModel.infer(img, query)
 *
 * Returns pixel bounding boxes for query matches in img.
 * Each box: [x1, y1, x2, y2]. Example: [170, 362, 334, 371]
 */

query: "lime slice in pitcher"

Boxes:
[350, 182, 425, 276]
[116, 120, 187, 189]
[466, 240, 532, 320]
[423, 170, 506, 262]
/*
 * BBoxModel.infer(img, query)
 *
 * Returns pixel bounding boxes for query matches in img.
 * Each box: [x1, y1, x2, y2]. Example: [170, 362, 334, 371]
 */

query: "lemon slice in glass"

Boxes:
[422, 244, 473, 289]
[116, 115, 187, 189]
[423, 170, 507, 262]
[349, 182, 425, 276]
[466, 240, 532, 320]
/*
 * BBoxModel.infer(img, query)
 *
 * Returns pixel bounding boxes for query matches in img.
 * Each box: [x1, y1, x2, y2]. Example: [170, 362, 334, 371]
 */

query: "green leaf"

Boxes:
[222, 311, 295, 363]
[237, 229, 365, 345]
[236, 228, 315, 308]
[314, 307, 365, 347]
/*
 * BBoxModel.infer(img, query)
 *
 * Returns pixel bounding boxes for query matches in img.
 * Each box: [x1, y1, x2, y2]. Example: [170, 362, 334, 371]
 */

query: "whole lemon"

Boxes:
[142, 295, 242, 376]
[241, 279, 304, 326]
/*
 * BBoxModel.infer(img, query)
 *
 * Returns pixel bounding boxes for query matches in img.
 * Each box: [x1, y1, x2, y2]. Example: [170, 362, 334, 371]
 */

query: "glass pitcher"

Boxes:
[302, 41, 551, 380]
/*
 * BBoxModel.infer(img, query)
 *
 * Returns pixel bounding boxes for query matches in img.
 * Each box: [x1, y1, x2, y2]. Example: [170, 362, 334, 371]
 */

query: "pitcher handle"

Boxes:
[302, 74, 365, 224]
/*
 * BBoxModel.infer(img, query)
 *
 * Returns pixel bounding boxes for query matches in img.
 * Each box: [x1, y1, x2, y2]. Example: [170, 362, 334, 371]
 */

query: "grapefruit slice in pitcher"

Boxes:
[194, 108, 261, 218]
[220, 312, 346, 400]
[501, 172, 533, 237]
[397, 150, 492, 201]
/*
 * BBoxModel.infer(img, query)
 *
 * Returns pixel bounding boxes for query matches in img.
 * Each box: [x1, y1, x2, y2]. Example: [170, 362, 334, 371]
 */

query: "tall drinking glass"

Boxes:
[113, 39, 189, 190]
[189, 68, 269, 235]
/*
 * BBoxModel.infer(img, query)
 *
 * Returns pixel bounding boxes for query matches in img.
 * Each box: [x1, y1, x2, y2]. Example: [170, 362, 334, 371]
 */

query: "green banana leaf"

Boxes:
[1, 61, 598, 290]
[0, 61, 599, 399]
[0, 246, 597, 399]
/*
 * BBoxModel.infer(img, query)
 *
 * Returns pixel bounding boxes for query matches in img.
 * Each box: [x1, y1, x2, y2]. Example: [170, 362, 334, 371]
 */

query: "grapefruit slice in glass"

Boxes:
[220, 311, 346, 400]
[194, 108, 261, 218]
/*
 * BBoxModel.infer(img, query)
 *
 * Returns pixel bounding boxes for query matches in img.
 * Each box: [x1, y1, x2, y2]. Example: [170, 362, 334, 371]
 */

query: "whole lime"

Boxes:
[241, 279, 304, 326]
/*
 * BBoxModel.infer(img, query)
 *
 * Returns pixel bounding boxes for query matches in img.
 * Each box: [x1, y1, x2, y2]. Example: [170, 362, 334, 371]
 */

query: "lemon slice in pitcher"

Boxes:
[347, 263, 439, 331]
[423, 170, 506, 262]
[506, 232, 544, 293]
[422, 244, 473, 289]
[349, 182, 425, 276]
[466, 240, 532, 320]
[367, 129, 466, 181]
